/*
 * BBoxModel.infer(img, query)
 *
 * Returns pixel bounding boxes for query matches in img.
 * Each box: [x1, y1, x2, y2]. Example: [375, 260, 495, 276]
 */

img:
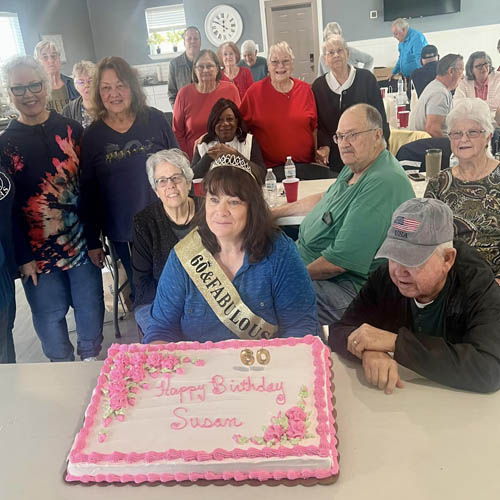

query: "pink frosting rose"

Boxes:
[286, 419, 306, 439]
[263, 425, 284, 443]
[285, 406, 306, 422]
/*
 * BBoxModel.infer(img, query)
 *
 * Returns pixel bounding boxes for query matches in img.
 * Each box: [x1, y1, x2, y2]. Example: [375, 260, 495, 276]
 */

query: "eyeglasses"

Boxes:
[76, 78, 93, 87]
[195, 63, 216, 71]
[333, 128, 378, 144]
[10, 81, 44, 97]
[154, 174, 185, 187]
[269, 59, 291, 67]
[325, 49, 345, 57]
[448, 129, 486, 140]
[473, 62, 490, 70]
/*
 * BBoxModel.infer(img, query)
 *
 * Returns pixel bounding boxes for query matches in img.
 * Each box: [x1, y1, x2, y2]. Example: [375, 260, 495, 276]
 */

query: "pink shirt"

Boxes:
[173, 81, 241, 160]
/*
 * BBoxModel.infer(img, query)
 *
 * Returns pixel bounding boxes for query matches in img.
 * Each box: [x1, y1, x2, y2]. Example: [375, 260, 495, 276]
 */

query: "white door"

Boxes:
[265, 0, 319, 83]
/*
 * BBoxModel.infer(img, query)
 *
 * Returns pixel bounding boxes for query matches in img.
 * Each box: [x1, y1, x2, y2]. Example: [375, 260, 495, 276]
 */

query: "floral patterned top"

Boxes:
[424, 163, 500, 278]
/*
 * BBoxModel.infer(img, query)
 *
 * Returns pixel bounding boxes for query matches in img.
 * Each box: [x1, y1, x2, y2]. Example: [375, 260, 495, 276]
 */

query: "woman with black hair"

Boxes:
[191, 98, 266, 183]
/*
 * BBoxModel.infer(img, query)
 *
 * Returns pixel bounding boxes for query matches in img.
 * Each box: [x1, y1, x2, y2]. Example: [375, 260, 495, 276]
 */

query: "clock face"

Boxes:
[204, 5, 243, 46]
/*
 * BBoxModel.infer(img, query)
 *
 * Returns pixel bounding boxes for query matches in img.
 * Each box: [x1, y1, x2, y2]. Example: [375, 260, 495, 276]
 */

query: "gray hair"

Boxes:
[323, 35, 348, 54]
[436, 54, 463, 76]
[465, 51, 493, 81]
[146, 149, 194, 190]
[268, 41, 295, 62]
[392, 18, 409, 31]
[323, 22, 342, 40]
[2, 55, 51, 95]
[434, 241, 454, 258]
[446, 97, 495, 136]
[71, 60, 96, 81]
[241, 40, 257, 54]
[33, 40, 59, 60]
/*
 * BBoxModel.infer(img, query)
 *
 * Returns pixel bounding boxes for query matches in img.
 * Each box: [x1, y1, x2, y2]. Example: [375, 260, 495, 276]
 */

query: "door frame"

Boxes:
[258, 0, 323, 58]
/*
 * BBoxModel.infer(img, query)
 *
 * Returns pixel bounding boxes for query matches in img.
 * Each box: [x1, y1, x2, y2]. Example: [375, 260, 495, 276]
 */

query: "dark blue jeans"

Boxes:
[0, 289, 16, 363]
[23, 259, 104, 361]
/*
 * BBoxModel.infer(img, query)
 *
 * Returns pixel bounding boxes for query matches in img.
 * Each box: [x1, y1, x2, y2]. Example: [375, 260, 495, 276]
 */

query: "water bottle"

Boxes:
[397, 76, 404, 95]
[284, 156, 296, 179]
[449, 153, 459, 168]
[265, 168, 277, 207]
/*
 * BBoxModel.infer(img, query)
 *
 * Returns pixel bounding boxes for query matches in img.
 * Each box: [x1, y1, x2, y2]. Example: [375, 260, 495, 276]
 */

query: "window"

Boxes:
[0, 12, 25, 63]
[145, 4, 186, 55]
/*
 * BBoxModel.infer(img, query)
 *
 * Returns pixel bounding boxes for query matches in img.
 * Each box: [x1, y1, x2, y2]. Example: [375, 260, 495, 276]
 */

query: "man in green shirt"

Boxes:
[273, 103, 415, 325]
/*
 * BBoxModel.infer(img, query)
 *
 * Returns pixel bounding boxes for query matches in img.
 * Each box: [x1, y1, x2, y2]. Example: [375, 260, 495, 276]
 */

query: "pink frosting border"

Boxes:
[66, 335, 338, 482]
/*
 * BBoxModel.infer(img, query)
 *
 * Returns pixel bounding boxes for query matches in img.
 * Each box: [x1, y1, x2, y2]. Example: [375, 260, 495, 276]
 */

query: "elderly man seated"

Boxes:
[331, 198, 500, 394]
[410, 54, 464, 137]
[272, 103, 415, 324]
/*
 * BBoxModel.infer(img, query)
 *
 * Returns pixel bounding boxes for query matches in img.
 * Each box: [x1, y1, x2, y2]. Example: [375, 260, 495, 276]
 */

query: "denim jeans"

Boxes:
[23, 259, 104, 361]
[313, 279, 358, 327]
[0, 291, 16, 363]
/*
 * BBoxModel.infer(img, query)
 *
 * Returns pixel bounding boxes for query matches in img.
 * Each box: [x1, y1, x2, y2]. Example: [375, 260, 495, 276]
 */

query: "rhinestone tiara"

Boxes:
[209, 154, 255, 179]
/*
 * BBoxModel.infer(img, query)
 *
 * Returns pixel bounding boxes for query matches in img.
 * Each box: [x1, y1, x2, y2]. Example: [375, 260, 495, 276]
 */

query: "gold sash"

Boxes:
[175, 229, 278, 340]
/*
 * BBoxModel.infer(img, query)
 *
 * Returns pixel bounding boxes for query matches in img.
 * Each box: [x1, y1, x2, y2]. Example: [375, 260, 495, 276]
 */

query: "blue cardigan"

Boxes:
[143, 233, 320, 343]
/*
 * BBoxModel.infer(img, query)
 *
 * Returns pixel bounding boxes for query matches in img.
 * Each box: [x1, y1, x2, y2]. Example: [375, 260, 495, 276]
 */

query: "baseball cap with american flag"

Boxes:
[375, 198, 454, 267]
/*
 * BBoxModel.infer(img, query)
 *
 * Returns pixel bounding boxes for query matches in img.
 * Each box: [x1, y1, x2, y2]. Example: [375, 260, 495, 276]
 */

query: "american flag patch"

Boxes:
[393, 216, 420, 232]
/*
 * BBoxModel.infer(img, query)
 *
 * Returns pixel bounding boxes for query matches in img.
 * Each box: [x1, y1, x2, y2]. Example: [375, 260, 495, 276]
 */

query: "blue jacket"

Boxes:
[393, 28, 428, 78]
[144, 232, 320, 343]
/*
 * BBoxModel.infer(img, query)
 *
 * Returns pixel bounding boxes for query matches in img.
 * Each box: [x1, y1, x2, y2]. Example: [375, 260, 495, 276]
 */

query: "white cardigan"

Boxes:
[454, 71, 500, 114]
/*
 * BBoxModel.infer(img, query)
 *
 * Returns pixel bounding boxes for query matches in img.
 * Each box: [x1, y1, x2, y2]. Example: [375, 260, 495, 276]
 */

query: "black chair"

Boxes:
[396, 137, 452, 172]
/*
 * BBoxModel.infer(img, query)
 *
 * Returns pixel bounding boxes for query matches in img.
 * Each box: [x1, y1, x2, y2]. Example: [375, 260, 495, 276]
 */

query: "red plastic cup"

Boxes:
[193, 178, 204, 197]
[397, 104, 406, 114]
[398, 110, 410, 128]
[282, 178, 299, 203]
[380, 87, 388, 98]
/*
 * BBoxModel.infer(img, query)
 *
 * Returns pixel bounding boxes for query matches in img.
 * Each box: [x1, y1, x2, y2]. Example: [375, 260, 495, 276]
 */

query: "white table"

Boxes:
[1, 356, 499, 499]
[276, 178, 428, 226]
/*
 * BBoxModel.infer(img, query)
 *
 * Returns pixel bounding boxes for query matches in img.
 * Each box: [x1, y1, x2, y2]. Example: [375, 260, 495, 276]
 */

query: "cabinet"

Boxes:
[143, 84, 172, 113]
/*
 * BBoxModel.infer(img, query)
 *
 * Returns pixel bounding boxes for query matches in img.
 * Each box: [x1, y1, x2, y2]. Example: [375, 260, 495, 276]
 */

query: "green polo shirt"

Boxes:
[297, 149, 415, 291]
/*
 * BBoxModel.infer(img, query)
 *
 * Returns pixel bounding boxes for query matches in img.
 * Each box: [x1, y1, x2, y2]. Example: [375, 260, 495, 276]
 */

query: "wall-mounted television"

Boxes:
[383, 0, 461, 22]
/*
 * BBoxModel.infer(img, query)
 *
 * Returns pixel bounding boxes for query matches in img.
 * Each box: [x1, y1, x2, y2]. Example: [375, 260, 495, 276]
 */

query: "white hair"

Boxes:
[434, 241, 454, 257]
[241, 40, 257, 54]
[322, 35, 348, 54]
[392, 18, 409, 31]
[2, 55, 51, 95]
[146, 149, 194, 190]
[34, 40, 60, 60]
[71, 60, 96, 81]
[446, 97, 495, 136]
[268, 41, 295, 62]
[323, 22, 342, 40]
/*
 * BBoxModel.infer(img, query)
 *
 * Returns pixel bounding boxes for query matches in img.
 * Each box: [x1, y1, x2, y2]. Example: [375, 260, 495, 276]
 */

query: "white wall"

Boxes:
[349, 23, 500, 69]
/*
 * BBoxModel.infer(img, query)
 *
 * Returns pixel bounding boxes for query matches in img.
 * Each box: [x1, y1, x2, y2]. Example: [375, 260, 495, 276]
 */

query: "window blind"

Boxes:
[145, 4, 186, 33]
[0, 12, 26, 63]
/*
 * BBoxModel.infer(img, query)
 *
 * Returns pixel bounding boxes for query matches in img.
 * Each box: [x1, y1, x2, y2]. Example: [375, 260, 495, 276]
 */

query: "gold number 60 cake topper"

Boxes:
[240, 348, 270, 366]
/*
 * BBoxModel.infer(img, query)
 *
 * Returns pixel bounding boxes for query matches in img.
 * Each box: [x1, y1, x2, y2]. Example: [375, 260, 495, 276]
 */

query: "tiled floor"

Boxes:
[12, 279, 140, 363]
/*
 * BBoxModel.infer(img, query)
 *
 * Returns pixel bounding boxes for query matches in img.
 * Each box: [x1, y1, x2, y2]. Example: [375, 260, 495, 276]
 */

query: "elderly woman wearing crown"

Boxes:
[142, 154, 320, 343]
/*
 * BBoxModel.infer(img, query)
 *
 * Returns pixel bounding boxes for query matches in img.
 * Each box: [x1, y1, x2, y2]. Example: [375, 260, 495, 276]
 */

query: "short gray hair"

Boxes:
[434, 241, 454, 258]
[146, 149, 194, 190]
[268, 41, 295, 62]
[392, 18, 409, 31]
[436, 54, 463, 76]
[2, 55, 51, 95]
[241, 40, 257, 54]
[446, 97, 495, 136]
[323, 22, 342, 40]
[323, 35, 348, 54]
[71, 60, 96, 81]
[34, 40, 59, 60]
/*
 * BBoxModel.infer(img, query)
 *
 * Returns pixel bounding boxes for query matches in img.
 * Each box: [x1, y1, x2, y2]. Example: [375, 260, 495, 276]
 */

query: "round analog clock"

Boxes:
[204, 5, 243, 46]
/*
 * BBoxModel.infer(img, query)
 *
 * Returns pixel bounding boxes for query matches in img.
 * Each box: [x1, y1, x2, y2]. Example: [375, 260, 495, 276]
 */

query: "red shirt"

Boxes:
[240, 77, 317, 167]
[173, 81, 241, 160]
[474, 80, 488, 101]
[221, 66, 254, 100]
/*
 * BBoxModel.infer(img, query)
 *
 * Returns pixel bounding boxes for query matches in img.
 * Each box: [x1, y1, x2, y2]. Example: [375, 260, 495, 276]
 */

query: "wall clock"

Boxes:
[204, 5, 243, 46]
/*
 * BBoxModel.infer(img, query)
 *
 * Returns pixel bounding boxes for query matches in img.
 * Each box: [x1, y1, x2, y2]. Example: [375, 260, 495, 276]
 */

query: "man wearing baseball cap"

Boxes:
[411, 45, 439, 97]
[330, 198, 500, 394]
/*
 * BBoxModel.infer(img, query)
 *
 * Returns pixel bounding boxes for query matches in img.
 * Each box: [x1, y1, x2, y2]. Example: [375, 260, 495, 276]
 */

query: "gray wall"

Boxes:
[324, 0, 498, 43]
[3, 0, 96, 73]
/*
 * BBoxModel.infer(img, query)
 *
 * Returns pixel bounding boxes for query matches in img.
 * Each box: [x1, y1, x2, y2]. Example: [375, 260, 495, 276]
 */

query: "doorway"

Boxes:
[264, 0, 320, 83]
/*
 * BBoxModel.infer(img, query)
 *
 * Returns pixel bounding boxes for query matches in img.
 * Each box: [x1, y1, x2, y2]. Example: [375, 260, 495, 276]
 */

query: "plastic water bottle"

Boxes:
[265, 168, 277, 207]
[449, 153, 459, 168]
[284, 156, 296, 179]
[397, 76, 404, 95]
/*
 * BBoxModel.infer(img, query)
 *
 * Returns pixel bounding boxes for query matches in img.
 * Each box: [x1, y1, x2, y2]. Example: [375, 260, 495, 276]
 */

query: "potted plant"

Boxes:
[147, 33, 164, 54]
[165, 30, 183, 52]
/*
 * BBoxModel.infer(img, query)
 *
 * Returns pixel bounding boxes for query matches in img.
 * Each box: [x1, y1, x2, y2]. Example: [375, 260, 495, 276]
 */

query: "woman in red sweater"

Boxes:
[173, 50, 240, 160]
[218, 42, 254, 100]
[240, 41, 332, 181]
